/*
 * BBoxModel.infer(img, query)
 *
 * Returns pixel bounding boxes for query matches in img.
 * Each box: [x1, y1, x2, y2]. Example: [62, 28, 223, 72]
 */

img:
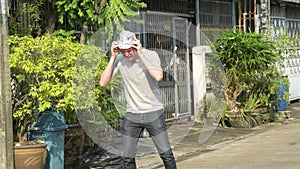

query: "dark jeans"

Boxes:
[121, 109, 177, 169]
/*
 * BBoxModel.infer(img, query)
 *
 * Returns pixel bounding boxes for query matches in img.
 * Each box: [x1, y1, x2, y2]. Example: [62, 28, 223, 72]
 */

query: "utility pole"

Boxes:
[0, 0, 14, 168]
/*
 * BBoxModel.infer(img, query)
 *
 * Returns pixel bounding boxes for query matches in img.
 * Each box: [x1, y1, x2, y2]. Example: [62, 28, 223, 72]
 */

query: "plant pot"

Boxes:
[226, 108, 268, 128]
[227, 113, 253, 128]
[14, 142, 47, 169]
[64, 124, 85, 169]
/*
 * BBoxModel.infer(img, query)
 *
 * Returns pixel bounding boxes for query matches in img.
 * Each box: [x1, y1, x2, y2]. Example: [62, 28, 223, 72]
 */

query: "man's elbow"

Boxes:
[155, 72, 163, 82]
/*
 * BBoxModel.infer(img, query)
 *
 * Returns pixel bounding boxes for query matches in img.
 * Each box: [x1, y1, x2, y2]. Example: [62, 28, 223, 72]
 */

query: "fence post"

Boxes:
[192, 46, 211, 123]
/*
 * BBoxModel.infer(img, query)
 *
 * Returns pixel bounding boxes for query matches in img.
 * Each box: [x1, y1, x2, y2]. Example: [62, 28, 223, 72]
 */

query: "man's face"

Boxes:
[120, 47, 137, 61]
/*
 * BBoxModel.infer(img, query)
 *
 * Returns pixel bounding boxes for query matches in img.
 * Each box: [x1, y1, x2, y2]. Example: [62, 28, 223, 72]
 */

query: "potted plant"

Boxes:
[9, 30, 123, 168]
[9, 31, 82, 168]
[210, 29, 288, 127]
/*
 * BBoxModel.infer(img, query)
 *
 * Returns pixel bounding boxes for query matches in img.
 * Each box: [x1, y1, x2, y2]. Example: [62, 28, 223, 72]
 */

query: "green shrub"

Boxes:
[9, 31, 119, 142]
[211, 29, 287, 126]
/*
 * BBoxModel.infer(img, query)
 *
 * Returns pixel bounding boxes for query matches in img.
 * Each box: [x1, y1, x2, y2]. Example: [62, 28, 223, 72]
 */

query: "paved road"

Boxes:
[173, 122, 300, 169]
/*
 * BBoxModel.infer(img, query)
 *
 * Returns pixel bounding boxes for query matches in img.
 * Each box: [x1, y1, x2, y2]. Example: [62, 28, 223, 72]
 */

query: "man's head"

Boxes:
[117, 30, 137, 50]
[116, 30, 139, 61]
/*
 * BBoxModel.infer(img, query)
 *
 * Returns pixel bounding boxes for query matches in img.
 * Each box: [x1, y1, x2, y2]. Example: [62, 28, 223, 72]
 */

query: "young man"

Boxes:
[100, 30, 177, 169]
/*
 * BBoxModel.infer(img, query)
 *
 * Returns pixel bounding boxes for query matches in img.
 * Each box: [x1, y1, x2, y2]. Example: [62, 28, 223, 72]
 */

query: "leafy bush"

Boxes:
[9, 31, 120, 142]
[211, 30, 288, 126]
[9, 33, 80, 141]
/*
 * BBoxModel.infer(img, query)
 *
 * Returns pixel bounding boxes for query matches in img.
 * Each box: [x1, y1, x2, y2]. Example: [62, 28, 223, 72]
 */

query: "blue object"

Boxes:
[276, 83, 289, 111]
[28, 110, 67, 169]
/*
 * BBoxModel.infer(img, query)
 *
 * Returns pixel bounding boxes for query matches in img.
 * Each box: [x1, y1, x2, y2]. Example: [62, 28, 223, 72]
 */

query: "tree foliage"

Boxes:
[9, 0, 146, 40]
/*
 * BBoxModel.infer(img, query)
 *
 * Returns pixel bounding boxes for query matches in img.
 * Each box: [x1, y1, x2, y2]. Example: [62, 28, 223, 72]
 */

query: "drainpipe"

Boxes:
[195, 0, 200, 46]
[232, 0, 236, 29]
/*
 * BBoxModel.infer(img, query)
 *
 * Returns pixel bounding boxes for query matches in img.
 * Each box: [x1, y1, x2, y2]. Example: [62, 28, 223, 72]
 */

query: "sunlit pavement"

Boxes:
[137, 101, 300, 169]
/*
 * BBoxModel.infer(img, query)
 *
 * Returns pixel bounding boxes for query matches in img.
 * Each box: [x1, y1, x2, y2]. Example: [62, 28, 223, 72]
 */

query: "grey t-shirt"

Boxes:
[113, 49, 163, 113]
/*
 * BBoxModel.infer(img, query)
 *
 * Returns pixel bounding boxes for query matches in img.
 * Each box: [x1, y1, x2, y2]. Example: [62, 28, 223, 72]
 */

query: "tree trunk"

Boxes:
[45, 2, 58, 34]
[80, 22, 88, 44]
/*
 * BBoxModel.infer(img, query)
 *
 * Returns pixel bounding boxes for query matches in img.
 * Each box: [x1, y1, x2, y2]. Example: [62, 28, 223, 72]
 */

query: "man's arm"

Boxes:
[132, 40, 163, 82]
[99, 41, 119, 87]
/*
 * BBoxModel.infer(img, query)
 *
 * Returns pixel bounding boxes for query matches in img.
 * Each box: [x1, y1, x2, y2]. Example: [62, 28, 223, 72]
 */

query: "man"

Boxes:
[100, 30, 177, 169]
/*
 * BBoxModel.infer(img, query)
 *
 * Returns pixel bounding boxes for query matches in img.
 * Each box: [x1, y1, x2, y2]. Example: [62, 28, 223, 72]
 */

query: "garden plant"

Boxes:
[210, 29, 290, 127]
[9, 30, 120, 143]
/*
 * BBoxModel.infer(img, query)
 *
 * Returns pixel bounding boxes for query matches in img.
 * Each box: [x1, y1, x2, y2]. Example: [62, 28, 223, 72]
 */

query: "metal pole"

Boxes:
[172, 18, 179, 118]
[0, 0, 14, 168]
[195, 0, 200, 46]
[185, 19, 192, 116]
[232, 0, 236, 29]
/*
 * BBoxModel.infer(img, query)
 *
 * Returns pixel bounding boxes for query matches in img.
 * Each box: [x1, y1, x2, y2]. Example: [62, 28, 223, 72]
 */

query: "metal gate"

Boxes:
[126, 12, 192, 121]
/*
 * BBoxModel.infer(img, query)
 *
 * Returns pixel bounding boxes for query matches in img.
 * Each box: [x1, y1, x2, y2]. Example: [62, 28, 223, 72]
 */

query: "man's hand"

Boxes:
[111, 41, 119, 58]
[132, 39, 142, 52]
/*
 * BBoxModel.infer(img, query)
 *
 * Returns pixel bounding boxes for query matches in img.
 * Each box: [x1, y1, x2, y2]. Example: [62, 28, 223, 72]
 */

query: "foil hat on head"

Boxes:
[117, 30, 137, 49]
